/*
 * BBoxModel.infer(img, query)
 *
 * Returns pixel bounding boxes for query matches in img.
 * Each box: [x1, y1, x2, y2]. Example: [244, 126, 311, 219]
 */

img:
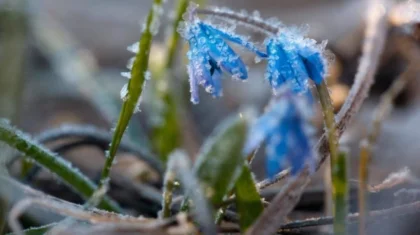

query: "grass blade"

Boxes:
[0, 120, 121, 212]
[6, 223, 57, 235]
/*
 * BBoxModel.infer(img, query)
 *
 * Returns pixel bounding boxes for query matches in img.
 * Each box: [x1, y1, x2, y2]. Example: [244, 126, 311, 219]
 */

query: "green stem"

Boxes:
[0, 120, 121, 212]
[100, 0, 163, 189]
[333, 149, 348, 235]
[316, 81, 342, 233]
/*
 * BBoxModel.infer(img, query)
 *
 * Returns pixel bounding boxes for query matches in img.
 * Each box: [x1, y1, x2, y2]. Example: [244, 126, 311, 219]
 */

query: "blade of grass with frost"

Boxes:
[0, 120, 121, 212]
[234, 164, 263, 232]
[102, 0, 163, 187]
[193, 114, 248, 206]
[6, 223, 57, 235]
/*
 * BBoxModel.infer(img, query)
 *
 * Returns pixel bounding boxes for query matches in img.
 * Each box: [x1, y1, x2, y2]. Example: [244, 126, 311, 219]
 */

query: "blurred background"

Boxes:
[2, 0, 420, 234]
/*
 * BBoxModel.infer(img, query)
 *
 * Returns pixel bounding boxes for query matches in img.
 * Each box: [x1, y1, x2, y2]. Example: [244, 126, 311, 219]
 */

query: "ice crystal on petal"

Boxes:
[179, 2, 266, 104]
[264, 29, 328, 93]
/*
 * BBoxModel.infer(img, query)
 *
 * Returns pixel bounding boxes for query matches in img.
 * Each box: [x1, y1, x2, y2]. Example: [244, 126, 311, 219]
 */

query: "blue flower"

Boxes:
[180, 4, 266, 104]
[264, 30, 328, 93]
[244, 86, 315, 177]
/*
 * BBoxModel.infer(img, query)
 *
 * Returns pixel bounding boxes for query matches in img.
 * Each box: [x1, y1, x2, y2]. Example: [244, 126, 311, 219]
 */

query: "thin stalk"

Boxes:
[358, 62, 416, 235]
[333, 149, 349, 235]
[160, 160, 176, 218]
[100, 0, 163, 190]
[0, 120, 121, 212]
[316, 82, 340, 233]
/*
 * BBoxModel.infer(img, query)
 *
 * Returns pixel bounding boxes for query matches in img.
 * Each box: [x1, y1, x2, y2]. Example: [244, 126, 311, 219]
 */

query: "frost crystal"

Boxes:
[150, 4, 164, 35]
[121, 71, 131, 79]
[120, 83, 129, 101]
[126, 57, 135, 70]
[144, 70, 151, 80]
[127, 42, 139, 53]
[264, 29, 328, 93]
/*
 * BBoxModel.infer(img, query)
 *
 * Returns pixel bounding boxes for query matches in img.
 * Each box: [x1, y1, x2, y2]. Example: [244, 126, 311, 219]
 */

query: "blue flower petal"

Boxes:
[298, 47, 326, 85]
[244, 87, 315, 178]
[265, 38, 290, 89]
[265, 37, 310, 93]
[243, 99, 288, 156]
[265, 122, 288, 178]
[198, 23, 248, 80]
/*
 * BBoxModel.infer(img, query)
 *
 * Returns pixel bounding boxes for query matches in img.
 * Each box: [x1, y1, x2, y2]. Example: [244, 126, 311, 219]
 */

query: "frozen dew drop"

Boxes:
[127, 42, 139, 53]
[120, 83, 129, 101]
[144, 70, 151, 80]
[121, 71, 131, 79]
[126, 57, 135, 70]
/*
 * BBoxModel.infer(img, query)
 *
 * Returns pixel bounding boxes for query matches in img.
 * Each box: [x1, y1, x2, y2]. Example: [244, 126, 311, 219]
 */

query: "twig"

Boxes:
[358, 33, 420, 235]
[246, 173, 310, 235]
[1, 177, 139, 235]
[222, 199, 420, 233]
[196, 8, 278, 35]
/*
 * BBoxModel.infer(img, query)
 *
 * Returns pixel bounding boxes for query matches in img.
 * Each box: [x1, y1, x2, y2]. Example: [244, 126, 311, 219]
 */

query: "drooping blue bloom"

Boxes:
[264, 30, 328, 93]
[179, 3, 266, 104]
[244, 86, 315, 177]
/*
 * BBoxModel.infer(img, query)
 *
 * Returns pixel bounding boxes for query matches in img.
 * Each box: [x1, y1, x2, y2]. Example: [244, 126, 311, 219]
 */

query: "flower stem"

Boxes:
[316, 81, 342, 234]
[333, 149, 349, 235]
